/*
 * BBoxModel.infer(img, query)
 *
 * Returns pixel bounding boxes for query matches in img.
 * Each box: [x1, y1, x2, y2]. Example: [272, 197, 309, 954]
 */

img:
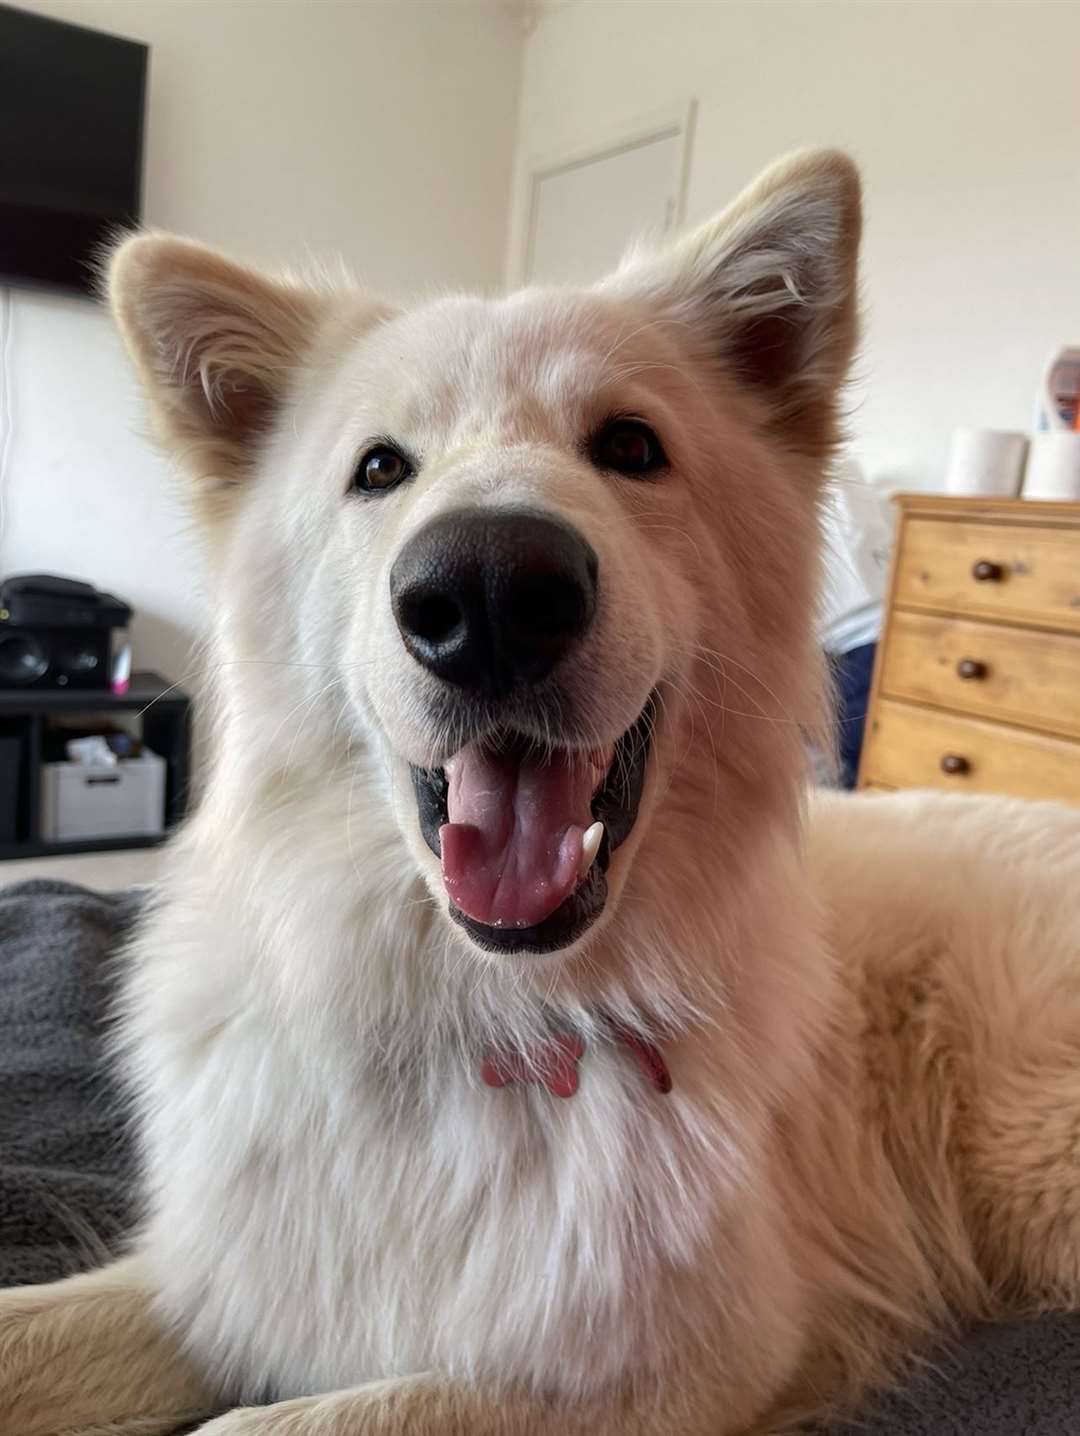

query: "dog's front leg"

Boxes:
[196, 1373, 747, 1436]
[0, 1254, 219, 1436]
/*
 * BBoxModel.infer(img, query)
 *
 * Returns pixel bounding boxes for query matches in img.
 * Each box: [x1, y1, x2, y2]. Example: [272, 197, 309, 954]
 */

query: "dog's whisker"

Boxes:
[686, 640, 807, 723]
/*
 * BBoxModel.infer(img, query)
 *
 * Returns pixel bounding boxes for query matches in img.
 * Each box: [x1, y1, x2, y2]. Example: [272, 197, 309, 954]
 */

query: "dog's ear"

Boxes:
[603, 149, 861, 459]
[107, 234, 330, 517]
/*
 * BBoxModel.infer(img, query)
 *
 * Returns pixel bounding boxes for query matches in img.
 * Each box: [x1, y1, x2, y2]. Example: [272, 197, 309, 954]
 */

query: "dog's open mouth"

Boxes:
[411, 697, 655, 954]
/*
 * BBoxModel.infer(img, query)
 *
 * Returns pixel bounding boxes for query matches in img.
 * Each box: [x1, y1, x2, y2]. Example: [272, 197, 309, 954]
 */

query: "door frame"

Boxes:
[506, 99, 697, 287]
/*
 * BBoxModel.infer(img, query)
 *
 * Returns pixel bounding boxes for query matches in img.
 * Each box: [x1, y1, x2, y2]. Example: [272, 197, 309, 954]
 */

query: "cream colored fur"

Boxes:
[2, 150, 1080, 1436]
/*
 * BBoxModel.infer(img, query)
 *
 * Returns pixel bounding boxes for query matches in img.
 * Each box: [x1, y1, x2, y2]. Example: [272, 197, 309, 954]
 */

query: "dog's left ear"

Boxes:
[603, 149, 861, 459]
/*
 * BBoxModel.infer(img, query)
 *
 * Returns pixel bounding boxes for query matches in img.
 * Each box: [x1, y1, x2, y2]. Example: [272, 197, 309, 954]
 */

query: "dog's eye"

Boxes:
[590, 419, 667, 477]
[352, 445, 413, 494]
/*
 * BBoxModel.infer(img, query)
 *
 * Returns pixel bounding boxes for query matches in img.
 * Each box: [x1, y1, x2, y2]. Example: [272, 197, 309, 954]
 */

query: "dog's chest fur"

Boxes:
[124, 860, 800, 1407]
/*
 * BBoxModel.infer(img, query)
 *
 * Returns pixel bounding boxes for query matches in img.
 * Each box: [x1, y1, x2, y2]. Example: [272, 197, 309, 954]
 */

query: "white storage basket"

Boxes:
[40, 750, 166, 842]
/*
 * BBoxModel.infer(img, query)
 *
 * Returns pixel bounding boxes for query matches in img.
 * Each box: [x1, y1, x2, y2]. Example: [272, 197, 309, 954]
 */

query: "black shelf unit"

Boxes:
[0, 670, 191, 861]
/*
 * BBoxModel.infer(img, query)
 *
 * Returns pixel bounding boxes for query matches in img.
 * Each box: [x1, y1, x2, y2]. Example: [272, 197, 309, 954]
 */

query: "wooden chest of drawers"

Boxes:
[857, 494, 1080, 805]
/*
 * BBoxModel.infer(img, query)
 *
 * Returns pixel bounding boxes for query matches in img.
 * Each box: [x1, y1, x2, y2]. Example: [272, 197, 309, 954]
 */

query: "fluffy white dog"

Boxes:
[3, 149, 1079, 1436]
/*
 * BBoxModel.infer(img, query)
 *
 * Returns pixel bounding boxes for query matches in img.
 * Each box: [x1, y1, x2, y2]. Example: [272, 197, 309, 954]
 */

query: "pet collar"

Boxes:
[481, 1018, 672, 1099]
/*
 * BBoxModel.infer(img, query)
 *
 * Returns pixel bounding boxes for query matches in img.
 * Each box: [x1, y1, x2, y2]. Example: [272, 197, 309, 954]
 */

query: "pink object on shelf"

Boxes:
[111, 638, 132, 695]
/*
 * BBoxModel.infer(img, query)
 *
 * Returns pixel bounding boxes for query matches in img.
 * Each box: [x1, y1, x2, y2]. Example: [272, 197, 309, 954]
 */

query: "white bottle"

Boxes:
[1025, 346, 1080, 500]
[1035, 346, 1080, 431]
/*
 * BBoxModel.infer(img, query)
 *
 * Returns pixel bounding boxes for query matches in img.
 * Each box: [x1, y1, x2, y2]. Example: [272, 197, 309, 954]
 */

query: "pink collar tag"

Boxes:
[481, 1022, 671, 1099]
[481, 1033, 584, 1098]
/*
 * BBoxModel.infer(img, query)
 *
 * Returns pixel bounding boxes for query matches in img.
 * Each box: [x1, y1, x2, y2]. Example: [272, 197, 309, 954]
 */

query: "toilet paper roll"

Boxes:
[945, 428, 1029, 498]
[1023, 431, 1080, 502]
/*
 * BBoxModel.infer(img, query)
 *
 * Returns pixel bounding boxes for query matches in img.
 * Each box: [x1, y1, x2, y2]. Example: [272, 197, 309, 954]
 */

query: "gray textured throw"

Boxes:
[0, 878, 139, 1288]
[0, 878, 1077, 1432]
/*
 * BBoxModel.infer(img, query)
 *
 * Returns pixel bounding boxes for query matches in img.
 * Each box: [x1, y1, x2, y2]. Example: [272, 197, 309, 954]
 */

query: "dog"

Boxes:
[3, 148, 1080, 1436]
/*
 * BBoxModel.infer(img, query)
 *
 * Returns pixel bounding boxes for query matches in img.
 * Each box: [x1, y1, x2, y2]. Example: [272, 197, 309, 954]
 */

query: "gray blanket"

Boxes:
[0, 878, 138, 1286]
[0, 878, 1077, 1433]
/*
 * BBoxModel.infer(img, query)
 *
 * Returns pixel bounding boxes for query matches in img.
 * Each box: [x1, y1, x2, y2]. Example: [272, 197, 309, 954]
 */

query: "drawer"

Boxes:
[859, 699, 1080, 804]
[894, 517, 1080, 633]
[880, 610, 1080, 740]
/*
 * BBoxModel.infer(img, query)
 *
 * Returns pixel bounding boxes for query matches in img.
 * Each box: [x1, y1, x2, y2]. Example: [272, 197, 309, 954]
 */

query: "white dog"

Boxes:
[3, 150, 1080, 1436]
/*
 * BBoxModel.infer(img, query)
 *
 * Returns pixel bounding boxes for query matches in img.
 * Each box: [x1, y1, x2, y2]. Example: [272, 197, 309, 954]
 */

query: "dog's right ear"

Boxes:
[107, 235, 330, 518]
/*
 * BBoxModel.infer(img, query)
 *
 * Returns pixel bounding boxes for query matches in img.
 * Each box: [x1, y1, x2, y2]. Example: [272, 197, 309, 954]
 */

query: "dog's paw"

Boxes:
[194, 1379, 506, 1435]
[197, 1413, 275, 1435]
[197, 1412, 276, 1435]
[194, 1381, 460, 1435]
[196, 1399, 333, 1436]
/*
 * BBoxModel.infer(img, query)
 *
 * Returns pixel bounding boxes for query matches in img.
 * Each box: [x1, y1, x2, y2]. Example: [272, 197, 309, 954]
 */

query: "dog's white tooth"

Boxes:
[579, 821, 604, 879]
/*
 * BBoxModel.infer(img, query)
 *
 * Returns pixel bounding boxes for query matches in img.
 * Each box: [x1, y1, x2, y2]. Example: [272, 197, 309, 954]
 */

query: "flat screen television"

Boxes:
[0, 3, 147, 296]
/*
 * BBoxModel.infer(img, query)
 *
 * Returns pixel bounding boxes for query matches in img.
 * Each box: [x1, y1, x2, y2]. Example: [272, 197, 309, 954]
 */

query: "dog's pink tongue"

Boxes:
[440, 746, 594, 929]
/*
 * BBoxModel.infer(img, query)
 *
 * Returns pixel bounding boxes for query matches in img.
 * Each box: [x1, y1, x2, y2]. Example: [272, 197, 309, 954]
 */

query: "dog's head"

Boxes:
[110, 150, 860, 963]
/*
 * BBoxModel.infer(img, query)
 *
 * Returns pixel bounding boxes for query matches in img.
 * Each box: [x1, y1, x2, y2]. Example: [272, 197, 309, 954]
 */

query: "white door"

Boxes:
[520, 108, 694, 287]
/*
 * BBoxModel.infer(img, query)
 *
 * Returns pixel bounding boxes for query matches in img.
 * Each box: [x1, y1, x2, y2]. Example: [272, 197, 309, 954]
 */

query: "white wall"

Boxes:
[11, 0, 1074, 692]
[513, 0, 1080, 490]
[2, 0, 524, 686]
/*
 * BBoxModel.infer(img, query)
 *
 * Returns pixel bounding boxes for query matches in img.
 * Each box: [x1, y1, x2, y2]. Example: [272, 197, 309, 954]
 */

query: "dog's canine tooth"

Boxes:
[579, 821, 604, 879]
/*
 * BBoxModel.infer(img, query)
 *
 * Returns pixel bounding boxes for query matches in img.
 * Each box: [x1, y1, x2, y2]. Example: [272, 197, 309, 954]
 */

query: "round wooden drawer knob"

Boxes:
[940, 753, 970, 776]
[971, 559, 1004, 582]
[956, 658, 987, 680]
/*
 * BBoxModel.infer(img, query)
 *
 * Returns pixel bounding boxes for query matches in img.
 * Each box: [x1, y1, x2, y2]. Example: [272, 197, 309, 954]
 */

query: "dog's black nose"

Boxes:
[390, 508, 598, 695]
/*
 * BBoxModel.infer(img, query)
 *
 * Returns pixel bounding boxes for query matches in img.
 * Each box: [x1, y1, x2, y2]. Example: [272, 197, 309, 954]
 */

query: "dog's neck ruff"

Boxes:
[480, 1016, 672, 1100]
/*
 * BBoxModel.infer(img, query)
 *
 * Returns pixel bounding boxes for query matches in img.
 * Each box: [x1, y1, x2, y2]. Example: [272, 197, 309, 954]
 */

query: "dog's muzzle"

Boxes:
[391, 506, 653, 955]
